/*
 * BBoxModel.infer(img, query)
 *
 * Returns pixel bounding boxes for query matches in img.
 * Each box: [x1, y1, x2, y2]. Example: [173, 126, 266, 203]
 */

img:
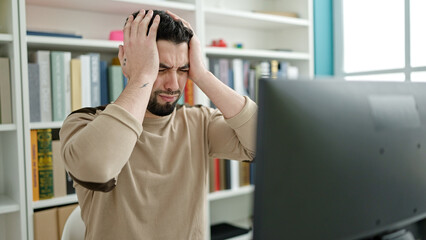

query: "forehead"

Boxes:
[157, 40, 189, 66]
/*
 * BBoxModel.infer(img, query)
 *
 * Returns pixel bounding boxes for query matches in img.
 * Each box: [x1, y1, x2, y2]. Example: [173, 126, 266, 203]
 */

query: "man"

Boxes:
[60, 9, 257, 239]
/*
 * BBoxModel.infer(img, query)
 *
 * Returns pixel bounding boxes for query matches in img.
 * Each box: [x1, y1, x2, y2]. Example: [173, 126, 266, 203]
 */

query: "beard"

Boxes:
[147, 89, 182, 117]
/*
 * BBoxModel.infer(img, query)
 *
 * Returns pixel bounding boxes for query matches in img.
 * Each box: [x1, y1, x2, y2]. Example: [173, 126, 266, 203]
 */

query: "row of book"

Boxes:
[28, 50, 127, 122]
[208, 57, 299, 103]
[0, 57, 12, 124]
[33, 203, 78, 240]
[31, 128, 75, 201]
[209, 159, 253, 192]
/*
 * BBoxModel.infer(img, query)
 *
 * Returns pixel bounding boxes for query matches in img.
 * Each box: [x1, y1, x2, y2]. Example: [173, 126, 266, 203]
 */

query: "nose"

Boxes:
[164, 71, 180, 92]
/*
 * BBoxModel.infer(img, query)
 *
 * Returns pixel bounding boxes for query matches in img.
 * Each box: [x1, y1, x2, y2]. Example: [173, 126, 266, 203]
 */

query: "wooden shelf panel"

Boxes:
[0, 195, 20, 214]
[33, 194, 78, 209]
[206, 47, 311, 60]
[208, 185, 254, 201]
[205, 8, 310, 30]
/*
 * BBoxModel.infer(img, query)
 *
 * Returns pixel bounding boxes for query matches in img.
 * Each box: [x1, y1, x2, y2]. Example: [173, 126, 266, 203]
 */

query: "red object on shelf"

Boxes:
[210, 39, 227, 47]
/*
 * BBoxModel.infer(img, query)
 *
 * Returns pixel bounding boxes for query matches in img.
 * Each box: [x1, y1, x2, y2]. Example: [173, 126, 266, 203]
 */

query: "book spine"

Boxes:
[80, 55, 91, 108]
[90, 53, 101, 106]
[37, 129, 54, 199]
[230, 160, 240, 190]
[52, 140, 67, 198]
[66, 172, 75, 195]
[100, 61, 109, 105]
[63, 52, 72, 115]
[214, 158, 220, 191]
[31, 130, 39, 201]
[28, 63, 41, 122]
[70, 58, 82, 111]
[50, 51, 66, 121]
[34, 51, 52, 122]
[0, 58, 12, 123]
[184, 79, 194, 105]
[108, 66, 124, 102]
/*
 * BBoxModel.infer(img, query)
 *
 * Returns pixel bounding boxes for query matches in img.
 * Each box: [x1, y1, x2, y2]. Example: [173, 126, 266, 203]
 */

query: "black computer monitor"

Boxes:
[253, 79, 426, 240]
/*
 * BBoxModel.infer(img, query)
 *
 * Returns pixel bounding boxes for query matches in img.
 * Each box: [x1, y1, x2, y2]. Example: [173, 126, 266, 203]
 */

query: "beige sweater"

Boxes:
[60, 96, 257, 240]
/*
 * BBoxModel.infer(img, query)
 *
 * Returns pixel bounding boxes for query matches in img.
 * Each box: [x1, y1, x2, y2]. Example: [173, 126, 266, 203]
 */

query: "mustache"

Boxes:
[154, 89, 181, 95]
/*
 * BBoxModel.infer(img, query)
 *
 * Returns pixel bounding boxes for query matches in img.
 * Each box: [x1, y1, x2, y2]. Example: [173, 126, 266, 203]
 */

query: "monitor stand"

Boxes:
[381, 229, 414, 240]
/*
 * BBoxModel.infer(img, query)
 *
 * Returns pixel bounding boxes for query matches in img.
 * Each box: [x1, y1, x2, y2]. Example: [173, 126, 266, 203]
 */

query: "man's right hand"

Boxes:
[118, 10, 160, 86]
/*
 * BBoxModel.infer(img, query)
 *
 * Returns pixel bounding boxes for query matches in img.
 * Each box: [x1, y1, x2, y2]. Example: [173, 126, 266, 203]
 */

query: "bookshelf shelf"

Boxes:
[0, 33, 13, 42]
[208, 185, 254, 202]
[205, 47, 310, 60]
[0, 124, 17, 132]
[30, 121, 63, 130]
[33, 194, 78, 210]
[26, 0, 195, 15]
[27, 36, 121, 53]
[0, 195, 20, 214]
[205, 8, 309, 29]
[113, 0, 196, 11]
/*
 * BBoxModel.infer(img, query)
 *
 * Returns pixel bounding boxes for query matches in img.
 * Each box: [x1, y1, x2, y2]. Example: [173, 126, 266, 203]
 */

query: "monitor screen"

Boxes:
[253, 79, 426, 240]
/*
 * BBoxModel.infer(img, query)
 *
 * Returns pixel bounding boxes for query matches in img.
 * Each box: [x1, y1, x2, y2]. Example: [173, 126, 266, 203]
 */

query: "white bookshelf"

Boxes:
[208, 185, 254, 201]
[27, 36, 122, 52]
[33, 194, 78, 210]
[0, 33, 13, 42]
[30, 121, 64, 130]
[205, 47, 310, 60]
[8, 0, 313, 239]
[0, 124, 17, 132]
[0, 0, 27, 239]
[0, 196, 20, 215]
[205, 8, 310, 29]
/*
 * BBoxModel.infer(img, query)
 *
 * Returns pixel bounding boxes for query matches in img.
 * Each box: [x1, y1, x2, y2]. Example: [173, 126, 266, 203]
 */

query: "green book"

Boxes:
[108, 65, 124, 102]
[37, 129, 54, 199]
[50, 51, 66, 121]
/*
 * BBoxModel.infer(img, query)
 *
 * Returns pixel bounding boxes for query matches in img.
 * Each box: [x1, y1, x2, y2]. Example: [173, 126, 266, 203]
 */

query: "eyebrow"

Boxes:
[159, 63, 190, 70]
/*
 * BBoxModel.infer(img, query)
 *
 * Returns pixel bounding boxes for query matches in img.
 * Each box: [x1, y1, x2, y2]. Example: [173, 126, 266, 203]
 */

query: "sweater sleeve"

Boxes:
[207, 96, 257, 161]
[60, 104, 143, 184]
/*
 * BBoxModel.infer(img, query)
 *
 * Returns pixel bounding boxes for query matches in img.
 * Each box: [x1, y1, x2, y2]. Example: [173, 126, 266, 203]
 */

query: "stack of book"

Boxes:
[30, 128, 74, 201]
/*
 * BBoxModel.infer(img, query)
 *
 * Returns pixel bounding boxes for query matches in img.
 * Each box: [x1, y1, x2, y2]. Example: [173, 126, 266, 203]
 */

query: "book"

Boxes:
[239, 161, 251, 187]
[66, 172, 75, 195]
[0, 57, 12, 123]
[230, 160, 240, 190]
[214, 158, 220, 191]
[209, 158, 215, 193]
[63, 52, 72, 115]
[52, 140, 66, 198]
[70, 58, 82, 111]
[29, 50, 52, 122]
[232, 58, 248, 96]
[184, 79, 194, 105]
[89, 53, 101, 107]
[210, 223, 250, 240]
[80, 55, 91, 108]
[108, 65, 124, 102]
[30, 129, 40, 201]
[100, 60, 109, 105]
[50, 51, 67, 121]
[37, 129, 54, 199]
[33, 208, 59, 240]
[28, 63, 41, 122]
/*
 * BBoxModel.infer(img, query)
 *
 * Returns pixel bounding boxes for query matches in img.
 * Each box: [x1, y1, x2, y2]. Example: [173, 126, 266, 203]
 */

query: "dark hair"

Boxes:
[125, 10, 193, 45]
